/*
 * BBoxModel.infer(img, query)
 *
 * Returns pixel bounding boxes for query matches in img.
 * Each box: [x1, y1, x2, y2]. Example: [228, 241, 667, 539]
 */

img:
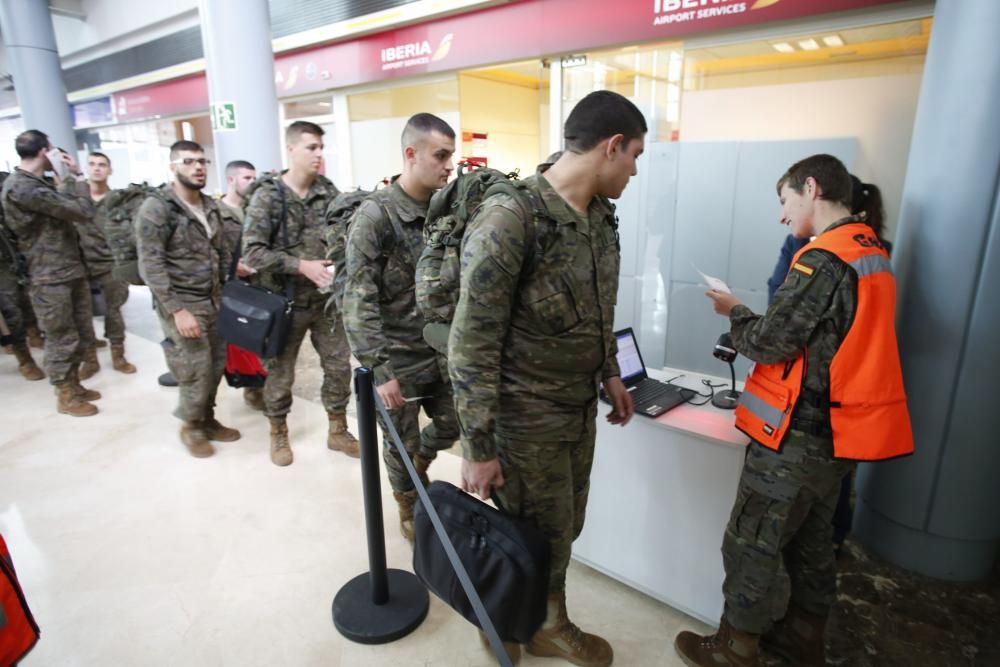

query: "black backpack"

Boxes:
[102, 182, 160, 285]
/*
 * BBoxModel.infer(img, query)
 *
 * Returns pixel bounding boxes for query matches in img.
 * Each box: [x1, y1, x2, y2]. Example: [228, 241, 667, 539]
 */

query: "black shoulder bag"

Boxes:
[218, 184, 295, 359]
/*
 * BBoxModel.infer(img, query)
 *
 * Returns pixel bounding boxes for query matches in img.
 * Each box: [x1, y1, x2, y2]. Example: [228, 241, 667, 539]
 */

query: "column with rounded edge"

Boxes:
[0, 0, 76, 151]
[197, 0, 282, 184]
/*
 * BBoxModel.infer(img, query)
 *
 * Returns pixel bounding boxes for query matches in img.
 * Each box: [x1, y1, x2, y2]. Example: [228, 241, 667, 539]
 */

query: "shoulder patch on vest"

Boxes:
[792, 262, 814, 277]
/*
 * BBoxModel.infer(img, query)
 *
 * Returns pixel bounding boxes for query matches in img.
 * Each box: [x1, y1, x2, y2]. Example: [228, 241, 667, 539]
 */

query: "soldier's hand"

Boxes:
[61, 151, 81, 176]
[461, 458, 504, 500]
[298, 258, 333, 288]
[173, 309, 202, 338]
[377, 378, 406, 410]
[603, 376, 634, 426]
[236, 259, 257, 278]
[707, 289, 742, 317]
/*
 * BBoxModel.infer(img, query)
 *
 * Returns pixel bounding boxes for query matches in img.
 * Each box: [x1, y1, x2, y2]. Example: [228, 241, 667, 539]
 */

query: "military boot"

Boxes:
[79, 347, 101, 380]
[180, 421, 215, 458]
[202, 411, 241, 442]
[243, 387, 265, 411]
[527, 591, 613, 667]
[67, 367, 101, 401]
[26, 326, 43, 349]
[759, 604, 826, 666]
[55, 382, 98, 417]
[413, 451, 432, 486]
[95, 339, 108, 348]
[674, 617, 760, 667]
[327, 412, 360, 458]
[394, 490, 418, 545]
[2, 344, 11, 354]
[269, 416, 293, 466]
[478, 629, 522, 665]
[13, 345, 44, 381]
[110, 343, 137, 374]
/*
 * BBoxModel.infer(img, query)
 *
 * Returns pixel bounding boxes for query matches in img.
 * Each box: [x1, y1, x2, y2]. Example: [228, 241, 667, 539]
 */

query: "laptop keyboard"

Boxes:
[630, 380, 679, 404]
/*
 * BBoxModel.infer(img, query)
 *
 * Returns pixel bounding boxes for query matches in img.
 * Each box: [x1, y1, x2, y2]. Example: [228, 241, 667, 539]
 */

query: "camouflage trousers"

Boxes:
[493, 404, 598, 593]
[0, 269, 25, 347]
[156, 299, 226, 422]
[377, 377, 459, 494]
[722, 433, 855, 634]
[29, 278, 94, 385]
[263, 296, 351, 417]
[89, 271, 130, 344]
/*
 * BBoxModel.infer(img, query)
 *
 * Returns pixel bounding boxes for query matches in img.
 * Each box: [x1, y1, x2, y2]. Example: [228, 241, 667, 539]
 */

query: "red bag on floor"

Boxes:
[225, 344, 267, 388]
[0, 535, 39, 667]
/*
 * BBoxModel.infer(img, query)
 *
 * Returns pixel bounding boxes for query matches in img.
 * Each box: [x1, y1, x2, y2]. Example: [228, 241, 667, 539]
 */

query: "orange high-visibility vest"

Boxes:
[1, 534, 39, 666]
[734, 222, 914, 461]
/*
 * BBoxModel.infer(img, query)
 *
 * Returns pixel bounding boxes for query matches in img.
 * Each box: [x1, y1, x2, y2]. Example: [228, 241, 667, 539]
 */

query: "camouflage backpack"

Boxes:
[102, 182, 159, 285]
[0, 172, 27, 282]
[415, 164, 543, 355]
[323, 182, 392, 314]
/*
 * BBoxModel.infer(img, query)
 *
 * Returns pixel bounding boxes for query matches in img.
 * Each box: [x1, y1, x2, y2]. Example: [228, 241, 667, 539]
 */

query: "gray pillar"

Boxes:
[0, 0, 75, 152]
[198, 0, 282, 186]
[853, 0, 1000, 581]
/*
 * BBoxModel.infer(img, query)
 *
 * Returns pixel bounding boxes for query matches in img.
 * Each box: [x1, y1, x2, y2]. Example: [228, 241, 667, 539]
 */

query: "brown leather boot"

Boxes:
[243, 387, 265, 411]
[26, 326, 43, 349]
[478, 629, 522, 665]
[13, 345, 45, 381]
[202, 413, 241, 442]
[269, 416, 293, 466]
[413, 451, 432, 486]
[67, 367, 101, 401]
[95, 339, 108, 348]
[527, 591, 613, 667]
[79, 347, 100, 380]
[393, 490, 417, 545]
[110, 343, 137, 373]
[327, 412, 360, 458]
[180, 421, 215, 458]
[674, 617, 760, 667]
[760, 604, 827, 666]
[56, 382, 98, 417]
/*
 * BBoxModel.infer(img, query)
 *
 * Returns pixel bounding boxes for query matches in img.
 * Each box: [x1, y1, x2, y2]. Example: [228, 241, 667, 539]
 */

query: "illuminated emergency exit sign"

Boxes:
[212, 102, 238, 132]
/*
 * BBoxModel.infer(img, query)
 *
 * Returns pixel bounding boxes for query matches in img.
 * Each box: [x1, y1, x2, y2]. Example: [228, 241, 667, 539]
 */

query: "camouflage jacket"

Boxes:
[242, 174, 339, 303]
[448, 172, 622, 460]
[77, 192, 115, 278]
[1, 169, 95, 286]
[218, 199, 244, 265]
[729, 216, 862, 427]
[135, 184, 229, 313]
[342, 181, 439, 386]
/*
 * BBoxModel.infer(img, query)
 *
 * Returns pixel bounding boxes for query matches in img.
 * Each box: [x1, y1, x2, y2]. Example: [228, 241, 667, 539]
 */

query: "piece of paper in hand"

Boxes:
[692, 262, 732, 294]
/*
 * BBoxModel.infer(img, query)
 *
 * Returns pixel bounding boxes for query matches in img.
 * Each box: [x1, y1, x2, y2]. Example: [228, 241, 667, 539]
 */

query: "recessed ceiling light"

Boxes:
[772, 42, 795, 53]
[823, 35, 844, 47]
[798, 38, 820, 51]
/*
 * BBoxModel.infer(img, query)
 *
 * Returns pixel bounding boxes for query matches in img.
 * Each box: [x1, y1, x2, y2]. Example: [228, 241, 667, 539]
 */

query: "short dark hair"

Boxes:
[776, 154, 852, 210]
[15, 130, 49, 159]
[285, 121, 324, 144]
[88, 151, 111, 167]
[225, 160, 255, 176]
[169, 140, 204, 160]
[563, 91, 647, 154]
[401, 113, 456, 150]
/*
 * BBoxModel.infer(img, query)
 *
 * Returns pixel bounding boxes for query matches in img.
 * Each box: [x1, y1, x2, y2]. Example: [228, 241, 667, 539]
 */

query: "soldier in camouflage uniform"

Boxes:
[136, 140, 240, 458]
[0, 170, 44, 381]
[341, 113, 460, 543]
[243, 121, 358, 466]
[450, 92, 644, 667]
[1, 130, 101, 416]
[219, 159, 265, 412]
[77, 152, 137, 378]
[675, 155, 874, 667]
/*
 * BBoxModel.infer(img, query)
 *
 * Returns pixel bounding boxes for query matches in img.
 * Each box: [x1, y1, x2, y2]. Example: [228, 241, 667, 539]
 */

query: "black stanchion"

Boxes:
[332, 367, 429, 643]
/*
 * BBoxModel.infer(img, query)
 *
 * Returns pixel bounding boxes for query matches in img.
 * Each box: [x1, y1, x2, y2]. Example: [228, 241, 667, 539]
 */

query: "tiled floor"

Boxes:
[0, 305, 709, 666]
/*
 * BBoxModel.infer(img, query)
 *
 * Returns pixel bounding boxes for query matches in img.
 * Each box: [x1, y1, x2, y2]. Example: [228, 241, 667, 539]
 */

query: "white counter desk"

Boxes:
[572, 367, 749, 625]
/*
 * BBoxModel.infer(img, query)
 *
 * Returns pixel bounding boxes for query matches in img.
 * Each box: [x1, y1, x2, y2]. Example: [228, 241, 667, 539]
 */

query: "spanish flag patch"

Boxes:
[792, 262, 814, 276]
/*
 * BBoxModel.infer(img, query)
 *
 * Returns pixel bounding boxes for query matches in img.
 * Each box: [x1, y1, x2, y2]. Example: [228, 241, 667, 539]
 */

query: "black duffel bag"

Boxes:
[218, 183, 293, 359]
[413, 480, 550, 644]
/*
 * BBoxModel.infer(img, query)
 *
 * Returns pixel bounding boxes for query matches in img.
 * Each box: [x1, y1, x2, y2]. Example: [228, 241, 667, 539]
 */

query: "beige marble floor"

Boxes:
[0, 330, 709, 666]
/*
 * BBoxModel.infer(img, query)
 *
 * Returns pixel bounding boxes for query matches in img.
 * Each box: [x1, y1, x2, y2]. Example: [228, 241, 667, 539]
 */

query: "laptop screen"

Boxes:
[615, 329, 647, 384]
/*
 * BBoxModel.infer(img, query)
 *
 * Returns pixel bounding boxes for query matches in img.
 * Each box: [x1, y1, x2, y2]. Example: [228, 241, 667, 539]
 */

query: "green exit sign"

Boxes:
[212, 102, 238, 131]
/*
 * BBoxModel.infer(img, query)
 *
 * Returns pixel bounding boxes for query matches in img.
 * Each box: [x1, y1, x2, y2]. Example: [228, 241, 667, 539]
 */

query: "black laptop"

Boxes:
[601, 328, 695, 418]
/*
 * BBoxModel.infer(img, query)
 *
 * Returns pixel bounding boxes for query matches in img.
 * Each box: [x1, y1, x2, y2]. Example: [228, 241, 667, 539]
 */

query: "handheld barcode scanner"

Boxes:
[712, 332, 741, 409]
